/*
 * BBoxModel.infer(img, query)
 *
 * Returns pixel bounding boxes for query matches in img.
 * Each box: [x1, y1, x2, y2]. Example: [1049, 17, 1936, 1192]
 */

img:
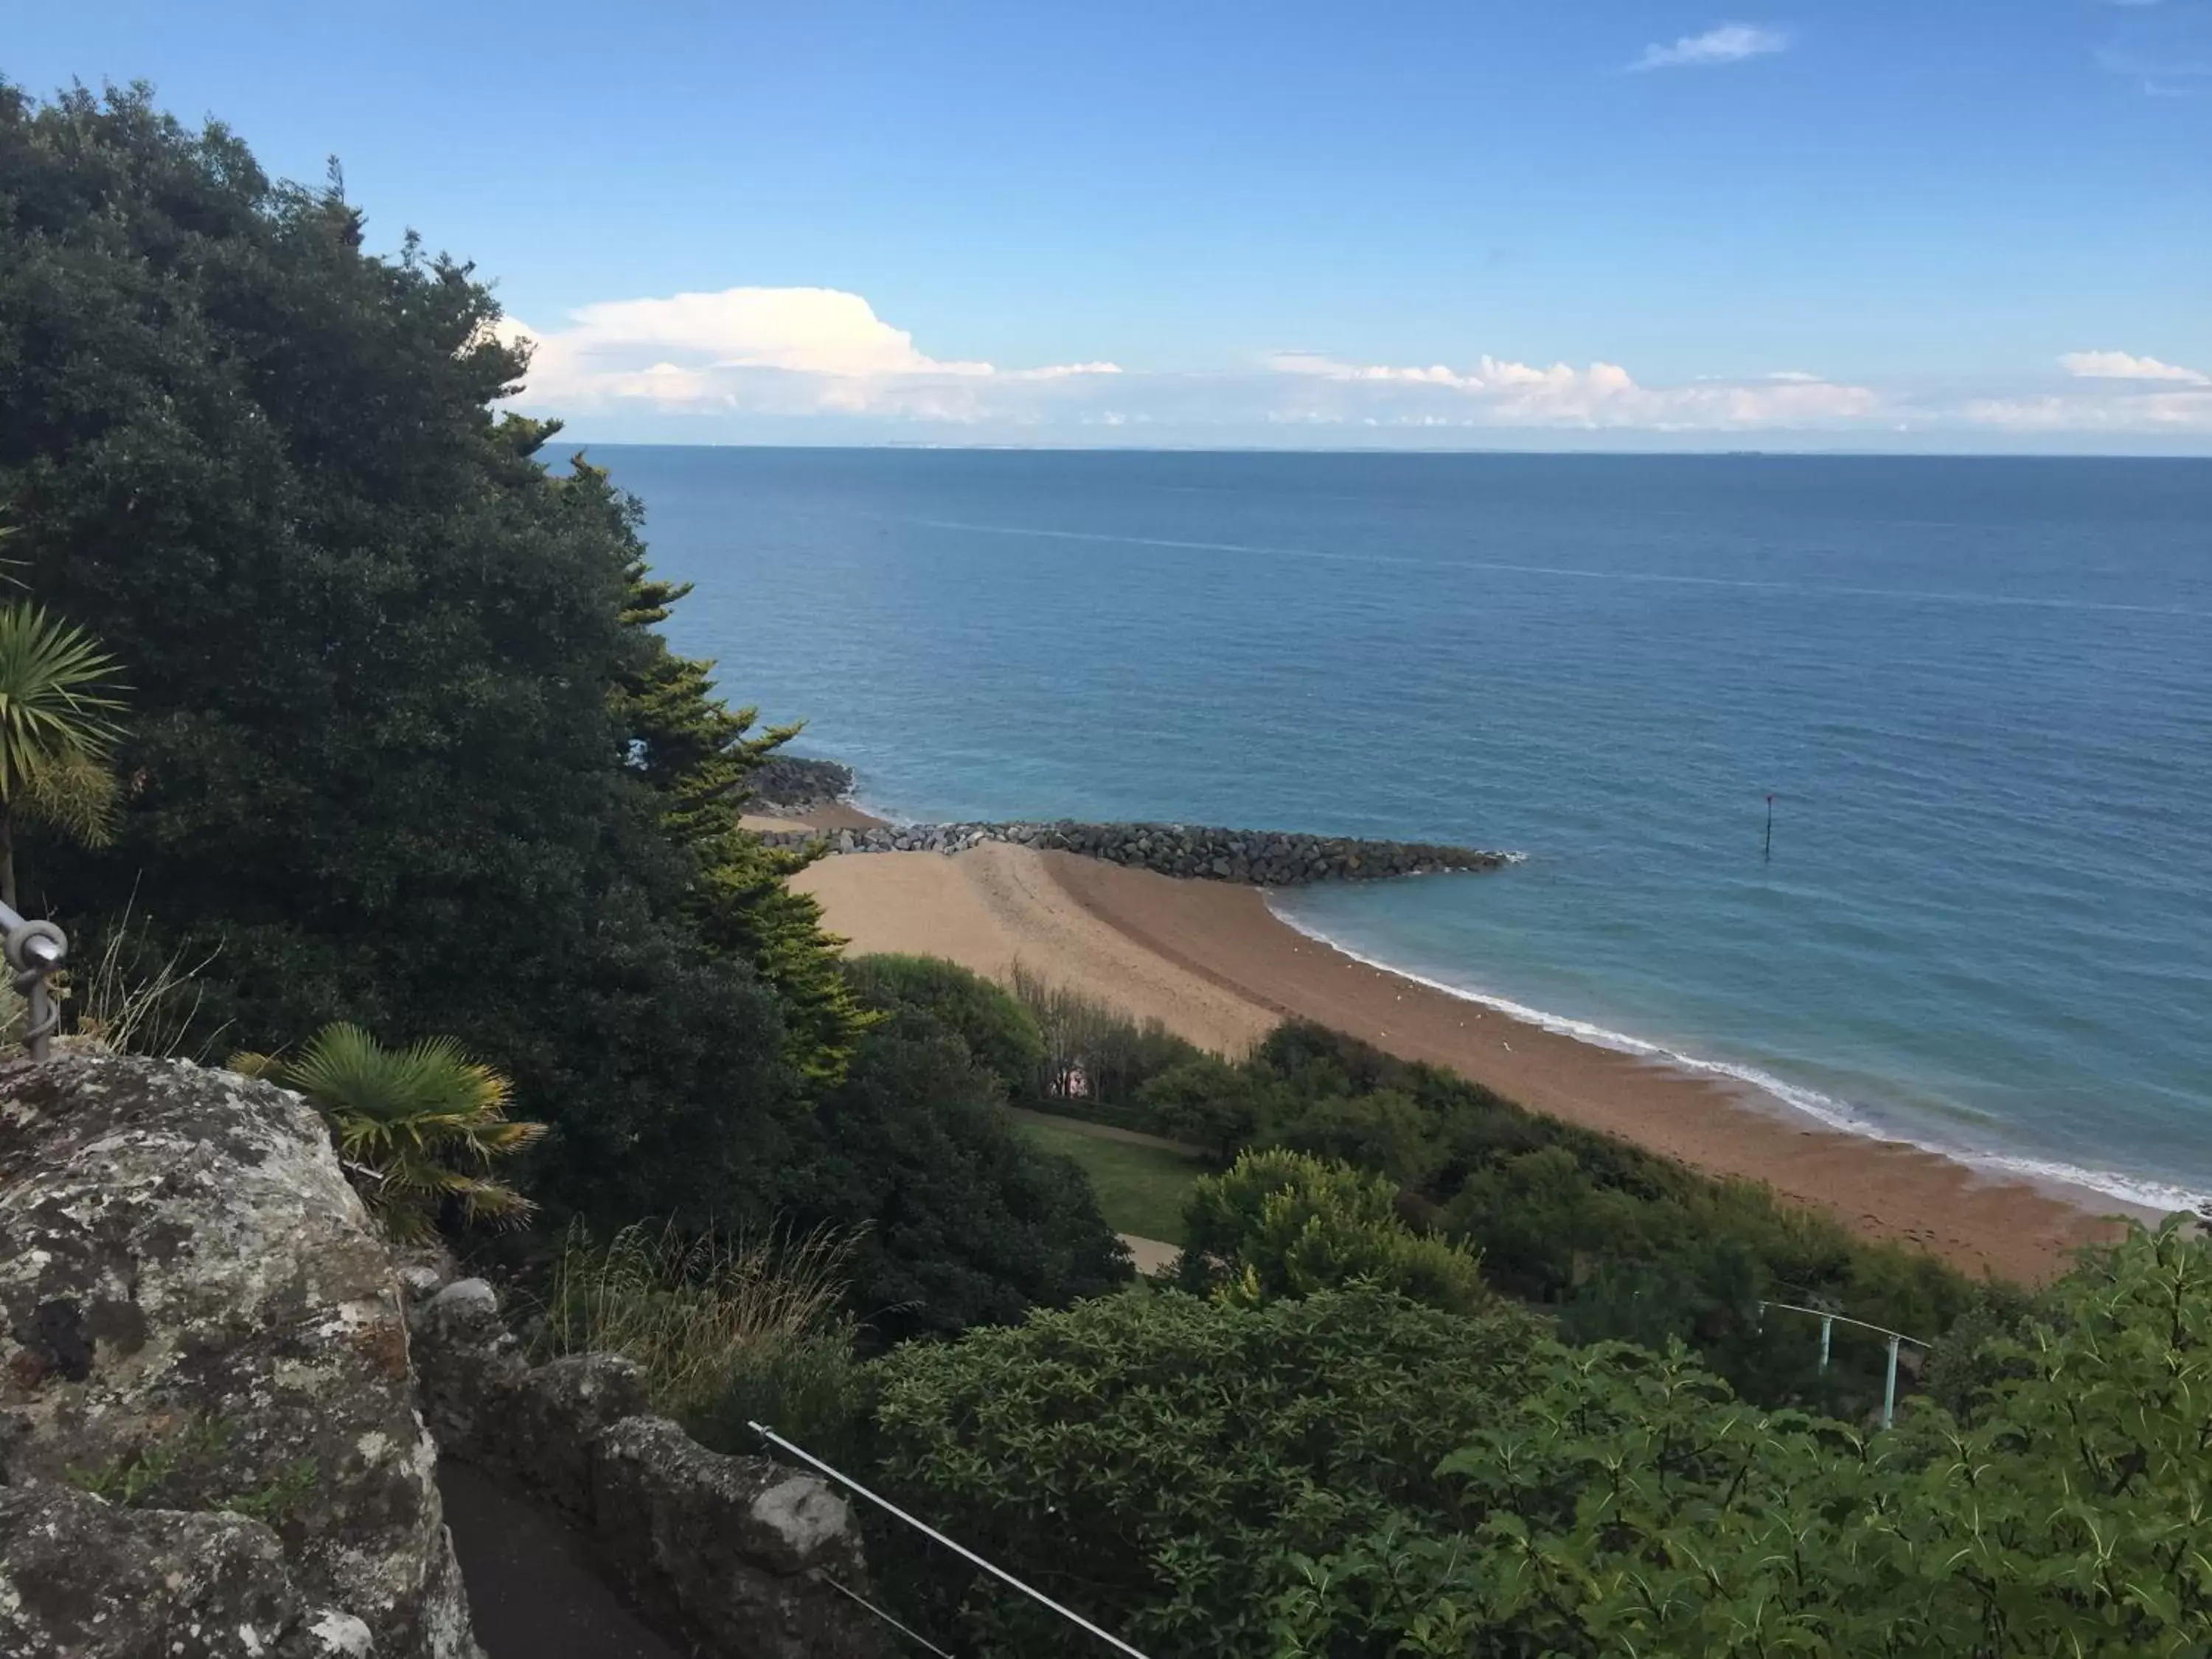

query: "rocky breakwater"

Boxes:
[0, 1049, 477, 1658]
[756, 818, 1514, 886]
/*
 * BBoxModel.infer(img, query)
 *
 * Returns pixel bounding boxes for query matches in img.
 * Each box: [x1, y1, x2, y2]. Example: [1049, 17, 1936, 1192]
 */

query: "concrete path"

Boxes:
[440, 1461, 681, 1659]
[1120, 1234, 1183, 1276]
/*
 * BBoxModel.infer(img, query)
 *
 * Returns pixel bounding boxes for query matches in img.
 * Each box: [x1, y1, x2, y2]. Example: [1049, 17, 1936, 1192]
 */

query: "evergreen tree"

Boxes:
[0, 83, 793, 1221]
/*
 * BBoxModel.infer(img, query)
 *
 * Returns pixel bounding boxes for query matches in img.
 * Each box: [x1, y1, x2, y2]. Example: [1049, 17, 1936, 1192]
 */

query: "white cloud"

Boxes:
[495, 286, 1119, 419]
[2059, 349, 2210, 386]
[1267, 352, 1878, 428]
[1966, 390, 2212, 432]
[1632, 24, 1789, 71]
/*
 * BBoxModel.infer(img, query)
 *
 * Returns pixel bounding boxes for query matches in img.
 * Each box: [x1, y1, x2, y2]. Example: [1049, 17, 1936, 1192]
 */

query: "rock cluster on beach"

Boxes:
[745, 755, 856, 815]
[754, 819, 1512, 886]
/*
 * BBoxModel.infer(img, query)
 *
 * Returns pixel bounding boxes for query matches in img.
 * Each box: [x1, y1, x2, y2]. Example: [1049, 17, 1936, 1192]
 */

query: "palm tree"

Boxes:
[0, 599, 127, 909]
[232, 1023, 546, 1241]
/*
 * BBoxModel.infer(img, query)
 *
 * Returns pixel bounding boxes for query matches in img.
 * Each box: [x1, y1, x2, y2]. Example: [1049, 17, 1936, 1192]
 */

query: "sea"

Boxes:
[583, 445, 2212, 1216]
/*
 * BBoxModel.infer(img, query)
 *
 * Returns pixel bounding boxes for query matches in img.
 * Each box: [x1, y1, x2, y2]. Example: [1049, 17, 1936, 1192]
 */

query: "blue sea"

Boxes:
[588, 446, 2212, 1215]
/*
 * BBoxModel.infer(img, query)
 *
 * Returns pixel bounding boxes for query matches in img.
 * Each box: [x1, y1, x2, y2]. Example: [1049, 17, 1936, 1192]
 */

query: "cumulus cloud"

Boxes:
[1632, 24, 1789, 71]
[495, 286, 1119, 420]
[2059, 349, 2210, 385]
[1266, 352, 1878, 428]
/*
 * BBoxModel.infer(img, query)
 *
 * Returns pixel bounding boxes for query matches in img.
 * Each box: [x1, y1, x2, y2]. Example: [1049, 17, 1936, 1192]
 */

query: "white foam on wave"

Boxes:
[1263, 900, 2212, 1219]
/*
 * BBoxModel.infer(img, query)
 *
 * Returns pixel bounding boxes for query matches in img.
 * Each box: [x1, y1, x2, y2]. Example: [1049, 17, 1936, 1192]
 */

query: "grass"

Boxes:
[1011, 1113, 1203, 1245]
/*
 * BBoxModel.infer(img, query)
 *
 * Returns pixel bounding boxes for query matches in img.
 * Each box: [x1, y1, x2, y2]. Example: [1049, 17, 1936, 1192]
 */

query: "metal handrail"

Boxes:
[1757, 1299, 1930, 1428]
[749, 1422, 1154, 1659]
[0, 899, 67, 1061]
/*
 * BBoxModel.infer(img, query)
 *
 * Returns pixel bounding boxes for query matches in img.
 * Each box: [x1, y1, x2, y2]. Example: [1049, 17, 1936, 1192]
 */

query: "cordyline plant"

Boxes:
[232, 1022, 544, 1240]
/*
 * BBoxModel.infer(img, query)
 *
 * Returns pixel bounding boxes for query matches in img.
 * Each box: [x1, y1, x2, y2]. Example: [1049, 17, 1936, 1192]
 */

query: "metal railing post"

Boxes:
[1882, 1332, 1902, 1430]
[0, 900, 67, 1062]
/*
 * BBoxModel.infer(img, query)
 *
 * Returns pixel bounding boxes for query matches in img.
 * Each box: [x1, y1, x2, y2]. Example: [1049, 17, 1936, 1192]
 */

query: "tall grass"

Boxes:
[1008, 961, 1203, 1110]
[71, 891, 225, 1058]
[532, 1219, 866, 1455]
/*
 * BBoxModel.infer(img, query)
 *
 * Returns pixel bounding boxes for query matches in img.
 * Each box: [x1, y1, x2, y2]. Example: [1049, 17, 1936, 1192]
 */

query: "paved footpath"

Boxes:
[440, 1461, 681, 1659]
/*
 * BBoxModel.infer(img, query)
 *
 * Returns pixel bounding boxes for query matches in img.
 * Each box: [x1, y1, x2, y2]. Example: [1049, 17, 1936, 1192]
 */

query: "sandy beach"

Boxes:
[795, 825, 2136, 1284]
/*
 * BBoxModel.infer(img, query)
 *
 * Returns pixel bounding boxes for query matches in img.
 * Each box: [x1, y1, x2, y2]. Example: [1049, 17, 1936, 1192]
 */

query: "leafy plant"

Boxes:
[231, 1023, 543, 1240]
[0, 599, 125, 908]
[846, 953, 1045, 1100]
[1178, 1148, 1494, 1313]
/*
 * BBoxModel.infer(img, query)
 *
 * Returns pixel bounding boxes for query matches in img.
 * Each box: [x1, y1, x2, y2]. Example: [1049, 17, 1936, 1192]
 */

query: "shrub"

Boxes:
[1267, 1085, 1443, 1186]
[1178, 1149, 1493, 1314]
[871, 1287, 1543, 1657]
[1135, 1054, 1281, 1160]
[773, 1014, 1130, 1342]
[231, 1022, 543, 1241]
[844, 953, 1044, 1099]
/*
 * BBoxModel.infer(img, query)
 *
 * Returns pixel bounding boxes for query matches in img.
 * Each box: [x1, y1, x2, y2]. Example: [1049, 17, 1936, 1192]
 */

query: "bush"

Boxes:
[871, 1287, 1544, 1656]
[872, 1223, 2212, 1658]
[773, 1014, 1130, 1343]
[1135, 1054, 1282, 1160]
[1267, 1085, 1443, 1186]
[1178, 1148, 1493, 1313]
[1178, 1020, 1985, 1408]
[844, 954, 1044, 1100]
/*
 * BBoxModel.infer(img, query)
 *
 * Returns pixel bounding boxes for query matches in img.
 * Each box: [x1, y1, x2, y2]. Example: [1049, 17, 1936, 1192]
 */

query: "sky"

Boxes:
[10, 1, 2211, 451]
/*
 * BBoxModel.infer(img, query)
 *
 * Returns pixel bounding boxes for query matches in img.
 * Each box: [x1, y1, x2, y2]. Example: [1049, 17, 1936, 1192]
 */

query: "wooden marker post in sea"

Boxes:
[1764, 793, 1775, 861]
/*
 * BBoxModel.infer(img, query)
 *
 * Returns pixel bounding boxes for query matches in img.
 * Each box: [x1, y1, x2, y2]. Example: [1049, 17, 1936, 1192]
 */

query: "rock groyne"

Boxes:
[755, 819, 1512, 886]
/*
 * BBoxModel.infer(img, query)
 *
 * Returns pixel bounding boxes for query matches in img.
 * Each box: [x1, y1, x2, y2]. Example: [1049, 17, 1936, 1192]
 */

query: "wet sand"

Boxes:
[796, 839, 2134, 1284]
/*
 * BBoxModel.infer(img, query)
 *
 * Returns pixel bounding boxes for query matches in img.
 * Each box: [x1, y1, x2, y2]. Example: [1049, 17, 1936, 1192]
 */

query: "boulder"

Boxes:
[0, 1049, 478, 1658]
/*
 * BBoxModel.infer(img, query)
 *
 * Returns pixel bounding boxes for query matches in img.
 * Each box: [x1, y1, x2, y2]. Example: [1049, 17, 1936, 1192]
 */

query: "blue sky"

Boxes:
[11, 1, 2211, 450]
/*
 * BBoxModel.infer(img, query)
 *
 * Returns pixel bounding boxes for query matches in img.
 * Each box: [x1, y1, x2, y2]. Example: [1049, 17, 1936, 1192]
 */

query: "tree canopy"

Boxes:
[0, 83, 833, 1220]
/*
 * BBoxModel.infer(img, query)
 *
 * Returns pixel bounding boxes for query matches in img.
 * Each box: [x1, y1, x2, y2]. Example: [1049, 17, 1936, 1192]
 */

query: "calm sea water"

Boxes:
[588, 446, 2212, 1213]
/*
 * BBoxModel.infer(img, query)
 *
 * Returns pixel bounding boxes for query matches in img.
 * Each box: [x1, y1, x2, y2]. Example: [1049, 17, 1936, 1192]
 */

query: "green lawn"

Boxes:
[1011, 1115, 1202, 1245]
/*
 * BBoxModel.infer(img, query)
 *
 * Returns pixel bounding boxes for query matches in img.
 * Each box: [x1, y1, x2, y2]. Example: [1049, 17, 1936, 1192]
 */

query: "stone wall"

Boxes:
[407, 1272, 883, 1659]
[757, 818, 1514, 886]
[0, 1050, 476, 1658]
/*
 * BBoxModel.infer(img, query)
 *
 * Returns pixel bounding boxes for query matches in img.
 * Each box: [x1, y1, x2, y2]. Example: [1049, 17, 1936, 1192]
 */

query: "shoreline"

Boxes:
[790, 819, 2140, 1284]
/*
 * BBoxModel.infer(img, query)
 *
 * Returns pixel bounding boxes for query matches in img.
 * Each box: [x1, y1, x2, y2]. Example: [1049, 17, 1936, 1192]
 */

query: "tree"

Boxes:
[0, 83, 798, 1223]
[844, 953, 1044, 1099]
[775, 1014, 1129, 1343]
[0, 600, 125, 908]
[232, 1022, 543, 1240]
[605, 509, 876, 1087]
[1177, 1148, 1493, 1314]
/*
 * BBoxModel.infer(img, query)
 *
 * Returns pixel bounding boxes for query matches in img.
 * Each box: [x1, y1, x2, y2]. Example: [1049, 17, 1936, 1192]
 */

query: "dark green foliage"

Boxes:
[871, 1223, 2212, 1658]
[1184, 1020, 1983, 1408]
[611, 524, 875, 1087]
[1270, 1085, 1443, 1186]
[774, 973, 1130, 1343]
[871, 1287, 1545, 1656]
[0, 83, 826, 1224]
[844, 954, 1044, 1100]
[1176, 1148, 1494, 1313]
[1136, 1054, 1282, 1161]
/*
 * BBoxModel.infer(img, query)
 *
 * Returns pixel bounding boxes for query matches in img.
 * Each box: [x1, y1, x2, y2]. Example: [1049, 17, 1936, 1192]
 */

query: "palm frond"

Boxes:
[232, 1020, 543, 1241]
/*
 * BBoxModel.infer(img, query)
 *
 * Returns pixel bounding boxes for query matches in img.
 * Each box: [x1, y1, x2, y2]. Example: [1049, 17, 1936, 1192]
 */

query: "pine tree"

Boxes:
[576, 461, 877, 1086]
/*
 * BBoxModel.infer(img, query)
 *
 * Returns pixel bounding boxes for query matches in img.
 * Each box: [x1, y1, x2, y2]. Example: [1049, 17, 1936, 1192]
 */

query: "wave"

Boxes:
[1262, 901, 2211, 1219]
